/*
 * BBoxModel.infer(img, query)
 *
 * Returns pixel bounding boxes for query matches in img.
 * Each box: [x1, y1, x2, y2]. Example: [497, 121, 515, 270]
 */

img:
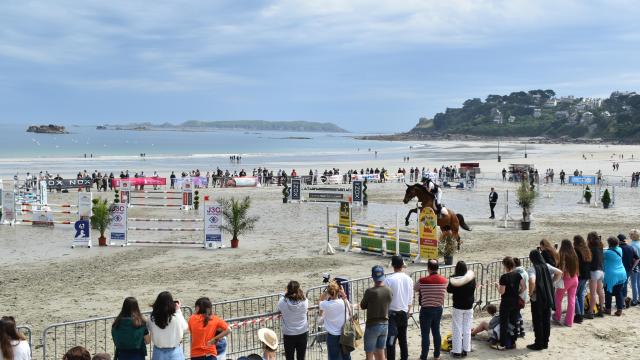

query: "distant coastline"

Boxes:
[97, 120, 348, 133]
[26, 124, 68, 134]
[355, 132, 612, 145]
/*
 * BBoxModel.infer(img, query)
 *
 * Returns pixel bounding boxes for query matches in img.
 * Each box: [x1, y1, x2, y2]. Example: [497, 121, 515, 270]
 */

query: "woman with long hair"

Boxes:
[573, 235, 592, 323]
[188, 297, 230, 360]
[446, 261, 476, 357]
[539, 239, 559, 267]
[318, 280, 350, 360]
[0, 316, 30, 360]
[526, 250, 562, 351]
[603, 236, 628, 316]
[493, 257, 525, 350]
[553, 240, 580, 326]
[587, 231, 606, 318]
[278, 281, 309, 360]
[148, 291, 188, 360]
[112, 297, 150, 360]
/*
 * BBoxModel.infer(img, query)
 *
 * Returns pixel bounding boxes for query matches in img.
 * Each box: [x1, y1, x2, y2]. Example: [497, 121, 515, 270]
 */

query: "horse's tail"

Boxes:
[456, 214, 471, 231]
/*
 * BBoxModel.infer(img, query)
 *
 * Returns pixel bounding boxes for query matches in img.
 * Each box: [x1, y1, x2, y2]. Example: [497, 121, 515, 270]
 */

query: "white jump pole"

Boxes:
[395, 211, 400, 256]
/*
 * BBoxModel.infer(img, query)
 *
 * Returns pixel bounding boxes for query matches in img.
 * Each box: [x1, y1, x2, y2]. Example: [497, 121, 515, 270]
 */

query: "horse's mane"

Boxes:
[411, 183, 435, 200]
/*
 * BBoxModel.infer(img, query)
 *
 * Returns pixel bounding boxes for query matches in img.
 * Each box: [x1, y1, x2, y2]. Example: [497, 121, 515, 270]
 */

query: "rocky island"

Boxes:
[26, 124, 68, 134]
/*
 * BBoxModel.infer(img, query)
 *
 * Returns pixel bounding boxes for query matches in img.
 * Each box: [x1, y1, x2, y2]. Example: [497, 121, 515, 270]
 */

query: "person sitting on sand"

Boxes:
[470, 304, 506, 344]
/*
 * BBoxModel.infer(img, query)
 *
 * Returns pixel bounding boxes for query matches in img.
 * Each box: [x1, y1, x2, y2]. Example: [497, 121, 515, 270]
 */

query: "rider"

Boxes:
[422, 176, 443, 218]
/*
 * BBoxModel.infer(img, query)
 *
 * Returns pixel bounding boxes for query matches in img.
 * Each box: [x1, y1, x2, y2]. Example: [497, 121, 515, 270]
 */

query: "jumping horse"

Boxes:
[403, 183, 471, 249]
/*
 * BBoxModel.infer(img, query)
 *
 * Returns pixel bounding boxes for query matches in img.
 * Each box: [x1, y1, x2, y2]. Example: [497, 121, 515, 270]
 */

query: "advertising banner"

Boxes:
[31, 211, 54, 226]
[204, 203, 223, 249]
[112, 177, 167, 188]
[182, 178, 193, 208]
[231, 177, 258, 187]
[72, 220, 91, 248]
[192, 176, 209, 187]
[352, 180, 363, 203]
[308, 192, 344, 200]
[320, 175, 342, 184]
[569, 176, 596, 185]
[351, 173, 380, 182]
[291, 179, 301, 201]
[109, 204, 128, 245]
[78, 192, 93, 218]
[45, 178, 93, 190]
[1, 185, 15, 223]
[419, 207, 438, 261]
[338, 201, 351, 248]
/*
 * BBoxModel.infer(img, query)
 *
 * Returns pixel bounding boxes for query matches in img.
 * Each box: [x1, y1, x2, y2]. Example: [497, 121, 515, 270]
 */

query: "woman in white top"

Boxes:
[278, 281, 309, 360]
[318, 281, 350, 360]
[148, 292, 188, 360]
[0, 317, 30, 360]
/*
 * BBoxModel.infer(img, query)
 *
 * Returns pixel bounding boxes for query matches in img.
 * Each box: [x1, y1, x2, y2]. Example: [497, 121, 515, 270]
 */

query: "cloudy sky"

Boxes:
[1, 0, 639, 132]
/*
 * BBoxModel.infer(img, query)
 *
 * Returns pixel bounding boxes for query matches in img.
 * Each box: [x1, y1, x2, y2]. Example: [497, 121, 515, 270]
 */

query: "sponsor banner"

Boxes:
[320, 175, 342, 184]
[230, 177, 258, 187]
[338, 201, 351, 247]
[45, 178, 93, 189]
[291, 179, 301, 201]
[204, 203, 223, 249]
[109, 204, 128, 245]
[419, 207, 438, 260]
[352, 180, 363, 203]
[39, 181, 48, 206]
[308, 192, 344, 200]
[192, 176, 209, 187]
[351, 173, 380, 182]
[112, 177, 167, 188]
[182, 178, 193, 207]
[78, 192, 93, 218]
[72, 220, 91, 248]
[569, 175, 596, 185]
[2, 186, 16, 223]
[31, 211, 54, 226]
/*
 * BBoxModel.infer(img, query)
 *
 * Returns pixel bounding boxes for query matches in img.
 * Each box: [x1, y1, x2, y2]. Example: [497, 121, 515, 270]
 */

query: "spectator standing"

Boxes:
[489, 188, 498, 219]
[384, 256, 413, 360]
[414, 259, 448, 360]
[188, 297, 230, 360]
[148, 291, 188, 360]
[629, 229, 640, 306]
[587, 232, 606, 318]
[63, 347, 90, 360]
[603, 237, 627, 316]
[278, 281, 309, 360]
[617, 234, 638, 307]
[0, 316, 30, 360]
[526, 250, 562, 351]
[493, 257, 524, 350]
[553, 240, 579, 327]
[360, 266, 393, 360]
[446, 261, 476, 358]
[539, 239, 559, 267]
[573, 235, 592, 323]
[111, 297, 150, 360]
[318, 281, 350, 360]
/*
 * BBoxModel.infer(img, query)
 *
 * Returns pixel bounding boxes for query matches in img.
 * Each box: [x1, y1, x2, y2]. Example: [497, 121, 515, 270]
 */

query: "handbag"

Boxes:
[339, 301, 362, 353]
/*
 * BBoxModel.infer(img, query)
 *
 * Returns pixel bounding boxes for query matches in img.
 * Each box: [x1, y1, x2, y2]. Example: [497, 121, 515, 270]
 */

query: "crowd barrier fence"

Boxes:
[41, 307, 193, 360]
[212, 293, 282, 320]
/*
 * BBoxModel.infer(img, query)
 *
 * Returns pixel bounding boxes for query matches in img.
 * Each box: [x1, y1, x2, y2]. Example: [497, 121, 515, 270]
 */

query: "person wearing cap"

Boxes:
[384, 256, 414, 360]
[617, 234, 638, 307]
[414, 259, 448, 360]
[258, 328, 278, 360]
[360, 265, 392, 360]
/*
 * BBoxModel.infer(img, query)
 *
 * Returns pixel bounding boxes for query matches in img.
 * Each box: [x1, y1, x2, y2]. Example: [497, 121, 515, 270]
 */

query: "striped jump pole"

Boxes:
[131, 190, 183, 194]
[129, 204, 183, 207]
[127, 240, 204, 245]
[18, 220, 73, 225]
[16, 203, 78, 208]
[127, 227, 201, 231]
[18, 209, 77, 214]
[128, 218, 204, 222]
[129, 196, 183, 200]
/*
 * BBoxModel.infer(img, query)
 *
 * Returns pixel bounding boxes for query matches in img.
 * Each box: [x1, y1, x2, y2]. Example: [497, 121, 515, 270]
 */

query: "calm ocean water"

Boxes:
[0, 123, 414, 177]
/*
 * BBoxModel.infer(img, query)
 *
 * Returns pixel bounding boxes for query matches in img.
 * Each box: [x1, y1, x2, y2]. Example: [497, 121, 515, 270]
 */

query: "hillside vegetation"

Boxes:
[410, 90, 640, 141]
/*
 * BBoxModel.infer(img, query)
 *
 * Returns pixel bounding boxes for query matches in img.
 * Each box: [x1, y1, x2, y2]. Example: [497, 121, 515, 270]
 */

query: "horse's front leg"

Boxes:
[404, 208, 417, 226]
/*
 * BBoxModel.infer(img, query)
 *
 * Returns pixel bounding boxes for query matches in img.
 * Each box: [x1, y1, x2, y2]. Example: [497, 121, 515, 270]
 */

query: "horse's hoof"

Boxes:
[404, 221, 409, 226]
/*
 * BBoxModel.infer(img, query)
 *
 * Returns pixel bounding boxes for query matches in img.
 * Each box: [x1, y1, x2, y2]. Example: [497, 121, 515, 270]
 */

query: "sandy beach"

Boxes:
[2, 140, 640, 359]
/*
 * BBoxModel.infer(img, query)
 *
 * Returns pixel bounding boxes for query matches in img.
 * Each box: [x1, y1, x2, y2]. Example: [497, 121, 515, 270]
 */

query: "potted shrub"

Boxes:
[220, 196, 259, 248]
[438, 232, 456, 265]
[90, 198, 112, 246]
[601, 188, 611, 209]
[114, 189, 120, 203]
[282, 183, 289, 203]
[194, 190, 200, 210]
[516, 180, 537, 230]
[584, 186, 592, 204]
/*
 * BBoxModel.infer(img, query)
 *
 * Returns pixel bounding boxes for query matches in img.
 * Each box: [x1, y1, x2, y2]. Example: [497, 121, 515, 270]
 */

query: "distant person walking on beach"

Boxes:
[489, 188, 498, 219]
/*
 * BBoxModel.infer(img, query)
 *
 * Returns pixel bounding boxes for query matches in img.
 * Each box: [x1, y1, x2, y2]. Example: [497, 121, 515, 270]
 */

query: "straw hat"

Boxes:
[257, 328, 279, 350]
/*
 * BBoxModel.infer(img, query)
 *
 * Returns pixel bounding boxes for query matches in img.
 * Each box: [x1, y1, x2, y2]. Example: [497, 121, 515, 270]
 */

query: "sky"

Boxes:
[0, 0, 639, 132]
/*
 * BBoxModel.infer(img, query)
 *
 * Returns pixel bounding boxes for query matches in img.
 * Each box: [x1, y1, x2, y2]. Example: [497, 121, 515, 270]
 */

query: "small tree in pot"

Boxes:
[194, 190, 200, 210]
[114, 189, 120, 203]
[220, 196, 259, 248]
[601, 188, 611, 209]
[90, 198, 112, 246]
[516, 180, 537, 230]
[438, 231, 456, 265]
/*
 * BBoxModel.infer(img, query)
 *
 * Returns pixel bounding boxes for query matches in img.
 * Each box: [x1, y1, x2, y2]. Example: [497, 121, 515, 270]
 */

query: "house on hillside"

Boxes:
[544, 98, 557, 108]
[559, 95, 575, 103]
[508, 115, 516, 123]
[533, 108, 542, 118]
[581, 111, 594, 123]
[491, 108, 503, 124]
[555, 111, 569, 120]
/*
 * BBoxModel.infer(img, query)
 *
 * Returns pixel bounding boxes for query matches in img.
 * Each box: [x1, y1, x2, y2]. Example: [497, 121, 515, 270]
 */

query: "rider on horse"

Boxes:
[422, 176, 443, 218]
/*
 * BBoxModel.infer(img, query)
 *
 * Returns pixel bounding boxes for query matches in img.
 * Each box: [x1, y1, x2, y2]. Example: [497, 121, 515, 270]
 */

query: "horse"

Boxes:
[402, 183, 471, 249]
